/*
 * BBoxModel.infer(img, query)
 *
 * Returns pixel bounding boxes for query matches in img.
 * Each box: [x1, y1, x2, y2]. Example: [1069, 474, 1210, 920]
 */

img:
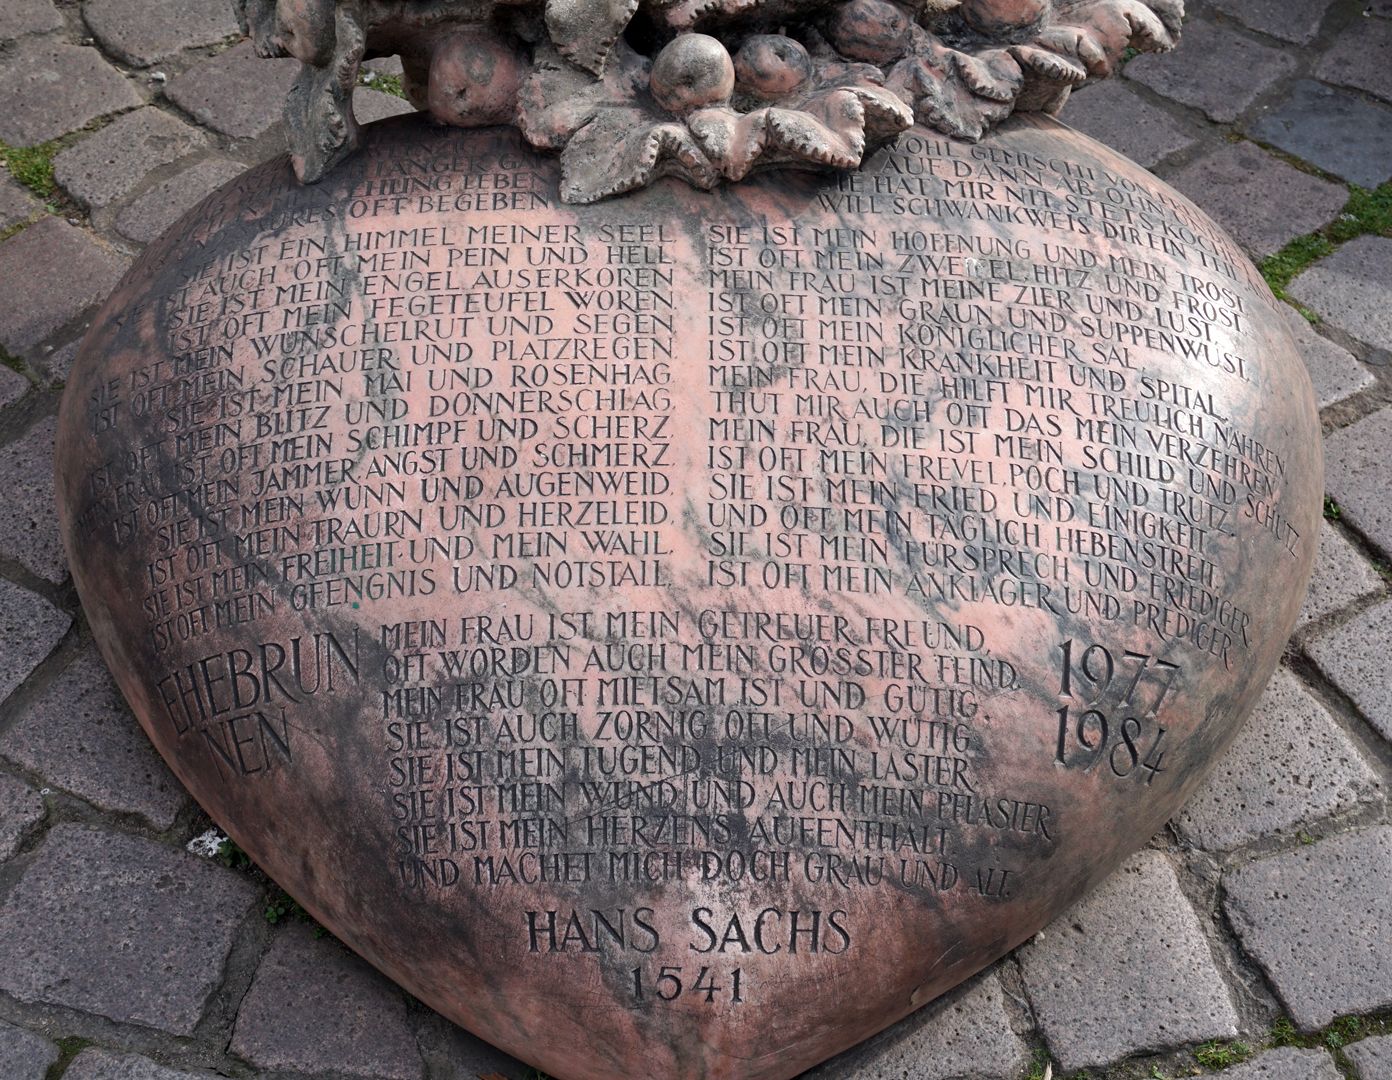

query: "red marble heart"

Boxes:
[56, 114, 1320, 1079]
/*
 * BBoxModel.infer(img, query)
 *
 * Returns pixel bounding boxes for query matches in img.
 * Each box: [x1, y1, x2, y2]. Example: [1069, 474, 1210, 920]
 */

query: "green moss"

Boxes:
[1323, 1015, 1364, 1050]
[1268, 1018, 1300, 1048]
[1023, 1050, 1053, 1080]
[1193, 1040, 1253, 1069]
[360, 69, 406, 99]
[45, 1036, 94, 1080]
[1324, 496, 1341, 521]
[0, 139, 60, 200]
[1260, 181, 1392, 305]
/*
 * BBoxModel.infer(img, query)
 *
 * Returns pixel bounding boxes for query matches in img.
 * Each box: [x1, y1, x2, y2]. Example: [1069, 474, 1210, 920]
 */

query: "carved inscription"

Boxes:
[70, 126, 1310, 1009]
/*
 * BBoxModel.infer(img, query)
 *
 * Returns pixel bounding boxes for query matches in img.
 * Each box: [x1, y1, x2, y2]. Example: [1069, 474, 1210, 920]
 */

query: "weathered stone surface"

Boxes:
[1174, 668, 1382, 850]
[0, 823, 259, 1033]
[1324, 407, 1392, 556]
[0, 415, 64, 582]
[1126, 20, 1296, 123]
[0, 579, 69, 702]
[1316, 17, 1392, 104]
[0, 1019, 58, 1080]
[1170, 142, 1347, 258]
[1061, 79, 1195, 168]
[0, 365, 29, 408]
[414, 1012, 531, 1080]
[1347, 1035, 1392, 1080]
[805, 972, 1029, 1080]
[2, 645, 186, 827]
[115, 157, 245, 243]
[231, 925, 424, 1080]
[1280, 305, 1373, 411]
[164, 43, 297, 139]
[1018, 851, 1238, 1071]
[363, 55, 405, 77]
[0, 41, 142, 146]
[64, 1048, 216, 1080]
[1220, 1047, 1342, 1080]
[1224, 826, 1392, 1029]
[1307, 599, 1392, 743]
[84, 0, 240, 68]
[0, 0, 60, 41]
[1297, 522, 1383, 629]
[0, 772, 45, 861]
[1247, 81, 1392, 190]
[355, 88, 416, 125]
[0, 218, 128, 354]
[1291, 238, 1392, 353]
[0, 175, 39, 230]
[1206, 0, 1338, 44]
[54, 108, 207, 210]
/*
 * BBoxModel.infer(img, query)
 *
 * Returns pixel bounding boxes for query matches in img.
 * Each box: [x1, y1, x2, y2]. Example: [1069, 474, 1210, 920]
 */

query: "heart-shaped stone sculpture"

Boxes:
[56, 114, 1320, 1079]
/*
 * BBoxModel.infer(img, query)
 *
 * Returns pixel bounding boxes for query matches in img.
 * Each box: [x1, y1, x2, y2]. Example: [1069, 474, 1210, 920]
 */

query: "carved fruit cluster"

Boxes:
[235, 0, 1185, 202]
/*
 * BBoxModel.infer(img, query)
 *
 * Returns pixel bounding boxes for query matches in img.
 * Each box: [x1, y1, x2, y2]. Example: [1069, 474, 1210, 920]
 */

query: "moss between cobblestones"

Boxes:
[360, 69, 407, 99]
[1192, 1040, 1253, 1069]
[45, 1035, 94, 1080]
[215, 837, 326, 932]
[0, 139, 60, 200]
[0, 346, 25, 375]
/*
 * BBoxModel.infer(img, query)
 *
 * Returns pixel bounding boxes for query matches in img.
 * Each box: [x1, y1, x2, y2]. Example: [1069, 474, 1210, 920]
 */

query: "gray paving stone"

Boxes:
[41, 339, 80, 382]
[363, 55, 404, 77]
[414, 1011, 532, 1080]
[0, 175, 40, 230]
[1247, 80, 1392, 189]
[1324, 407, 1392, 557]
[804, 971, 1029, 1080]
[164, 42, 297, 139]
[1224, 826, 1392, 1029]
[54, 108, 207, 210]
[0, 0, 61, 40]
[1126, 19, 1296, 123]
[1220, 1046, 1342, 1080]
[0, 41, 142, 146]
[84, 0, 240, 67]
[1280, 305, 1374, 411]
[0, 415, 64, 582]
[1292, 237, 1392, 352]
[0, 822, 259, 1033]
[1297, 521, 1384, 629]
[355, 87, 416, 125]
[0, 579, 69, 702]
[1060, 80, 1196, 168]
[0, 771, 45, 861]
[1308, 598, 1392, 743]
[1170, 142, 1347, 258]
[65, 1047, 216, 1080]
[1316, 16, 1392, 104]
[0, 365, 29, 408]
[0, 217, 128, 354]
[1206, 0, 1338, 43]
[0, 1019, 58, 1080]
[1347, 1034, 1392, 1080]
[115, 157, 244, 243]
[2, 645, 186, 828]
[1018, 851, 1238, 1071]
[1175, 668, 1382, 850]
[231, 924, 424, 1079]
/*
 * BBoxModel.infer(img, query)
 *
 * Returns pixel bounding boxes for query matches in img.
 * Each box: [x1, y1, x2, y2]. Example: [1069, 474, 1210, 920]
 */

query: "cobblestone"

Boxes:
[0, 1019, 57, 1080]
[84, 0, 240, 68]
[1346, 1035, 1392, 1080]
[806, 971, 1029, 1080]
[0, 415, 64, 582]
[1280, 305, 1374, 411]
[1247, 81, 1392, 190]
[0, 218, 128, 354]
[0, 41, 142, 147]
[1297, 522, 1384, 629]
[0, 365, 29, 409]
[1315, 16, 1392, 105]
[1125, 19, 1296, 123]
[1324, 407, 1392, 556]
[355, 87, 417, 125]
[0, 823, 259, 1033]
[0, 0, 61, 41]
[1221, 1046, 1342, 1080]
[1018, 851, 1238, 1071]
[1174, 668, 1382, 850]
[1059, 80, 1195, 168]
[0, 771, 45, 861]
[0, 579, 69, 702]
[1224, 826, 1392, 1029]
[114, 157, 245, 243]
[54, 108, 207, 210]
[2, 645, 186, 828]
[0, 176, 39, 230]
[231, 924, 425, 1079]
[1169, 142, 1347, 258]
[1205, 0, 1338, 44]
[164, 42, 298, 139]
[1291, 238, 1392, 354]
[1307, 598, 1392, 743]
[64, 1048, 216, 1080]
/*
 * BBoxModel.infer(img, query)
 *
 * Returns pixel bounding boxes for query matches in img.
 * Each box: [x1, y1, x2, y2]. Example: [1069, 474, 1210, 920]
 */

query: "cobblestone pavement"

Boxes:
[1, 1, 1391, 1078]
